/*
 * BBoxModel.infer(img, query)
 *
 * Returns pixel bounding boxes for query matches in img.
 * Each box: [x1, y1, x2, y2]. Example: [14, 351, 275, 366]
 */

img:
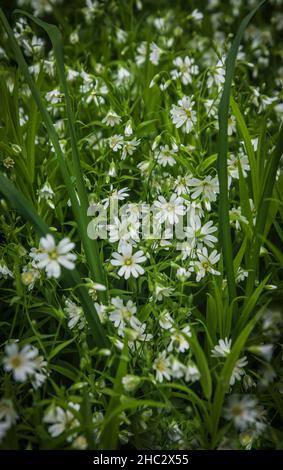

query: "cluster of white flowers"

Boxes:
[153, 350, 200, 384]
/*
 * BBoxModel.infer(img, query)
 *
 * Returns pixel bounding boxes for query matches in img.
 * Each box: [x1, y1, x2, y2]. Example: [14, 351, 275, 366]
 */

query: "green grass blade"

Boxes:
[230, 96, 258, 206]
[217, 0, 266, 304]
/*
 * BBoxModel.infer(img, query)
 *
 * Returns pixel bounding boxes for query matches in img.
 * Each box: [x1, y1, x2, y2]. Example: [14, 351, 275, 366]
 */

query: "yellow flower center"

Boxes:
[231, 404, 244, 417]
[185, 108, 192, 118]
[156, 359, 166, 372]
[50, 251, 58, 260]
[124, 257, 133, 266]
[11, 356, 22, 368]
[201, 261, 209, 270]
[122, 308, 132, 320]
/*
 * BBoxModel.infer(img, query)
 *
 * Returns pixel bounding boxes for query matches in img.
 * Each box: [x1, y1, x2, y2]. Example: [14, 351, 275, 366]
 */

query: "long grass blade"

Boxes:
[217, 0, 266, 304]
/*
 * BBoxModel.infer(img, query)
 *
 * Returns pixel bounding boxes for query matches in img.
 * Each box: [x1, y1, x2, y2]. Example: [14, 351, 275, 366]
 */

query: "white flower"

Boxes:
[111, 245, 146, 279]
[191, 8, 203, 22]
[64, 299, 86, 330]
[205, 98, 218, 118]
[153, 351, 172, 382]
[122, 374, 141, 392]
[124, 121, 133, 136]
[228, 151, 250, 182]
[211, 338, 232, 358]
[154, 284, 174, 301]
[230, 356, 248, 386]
[94, 302, 107, 323]
[72, 435, 88, 449]
[31, 355, 48, 390]
[108, 160, 117, 177]
[21, 266, 40, 290]
[0, 420, 9, 443]
[188, 175, 219, 210]
[236, 266, 249, 282]
[102, 187, 130, 209]
[102, 109, 121, 127]
[108, 134, 124, 151]
[227, 115, 237, 136]
[184, 361, 201, 383]
[176, 267, 192, 281]
[170, 96, 197, 133]
[193, 247, 221, 281]
[3, 343, 38, 382]
[154, 193, 186, 225]
[0, 399, 18, 427]
[87, 280, 107, 300]
[224, 396, 263, 431]
[170, 357, 186, 379]
[109, 297, 139, 334]
[30, 234, 76, 279]
[136, 41, 147, 66]
[149, 42, 162, 65]
[229, 207, 249, 231]
[171, 56, 199, 85]
[168, 326, 191, 353]
[116, 28, 127, 44]
[121, 138, 140, 160]
[248, 344, 274, 362]
[207, 59, 226, 90]
[127, 322, 153, 347]
[38, 182, 55, 209]
[156, 144, 177, 167]
[159, 311, 174, 330]
[0, 398, 18, 442]
[185, 216, 218, 249]
[174, 174, 191, 195]
[0, 261, 14, 279]
[108, 216, 139, 252]
[44, 403, 80, 439]
[115, 67, 131, 87]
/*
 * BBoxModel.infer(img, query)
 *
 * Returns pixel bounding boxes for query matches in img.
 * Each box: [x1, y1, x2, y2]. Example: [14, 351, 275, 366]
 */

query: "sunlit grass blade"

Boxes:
[217, 0, 266, 304]
[0, 173, 109, 348]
